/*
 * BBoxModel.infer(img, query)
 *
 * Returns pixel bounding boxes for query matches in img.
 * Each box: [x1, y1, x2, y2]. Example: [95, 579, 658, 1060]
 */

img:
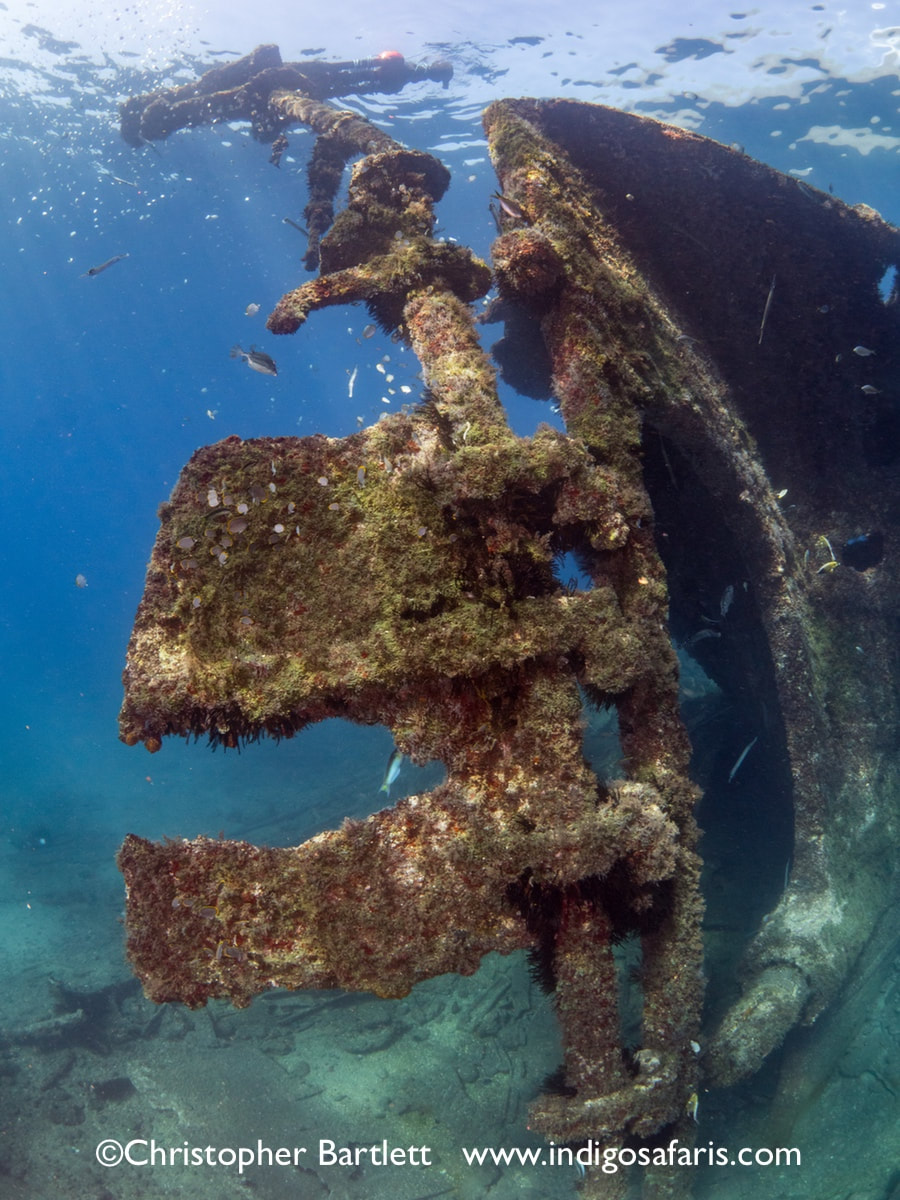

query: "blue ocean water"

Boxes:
[0, 3, 898, 1198]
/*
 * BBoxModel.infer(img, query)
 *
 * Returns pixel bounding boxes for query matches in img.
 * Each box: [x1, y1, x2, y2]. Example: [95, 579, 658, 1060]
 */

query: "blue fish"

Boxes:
[840, 531, 883, 572]
[379, 748, 404, 795]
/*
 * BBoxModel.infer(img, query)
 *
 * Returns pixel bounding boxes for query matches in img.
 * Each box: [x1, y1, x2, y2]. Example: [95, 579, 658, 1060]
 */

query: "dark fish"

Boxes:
[231, 344, 278, 377]
[81, 253, 129, 277]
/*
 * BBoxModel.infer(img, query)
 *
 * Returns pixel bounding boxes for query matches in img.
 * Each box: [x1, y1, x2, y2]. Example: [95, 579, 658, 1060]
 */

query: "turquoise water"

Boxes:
[1, 3, 898, 1198]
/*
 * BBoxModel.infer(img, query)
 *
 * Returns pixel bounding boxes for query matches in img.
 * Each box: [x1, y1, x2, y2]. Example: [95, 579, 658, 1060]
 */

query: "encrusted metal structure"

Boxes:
[481, 100, 900, 1096]
[116, 49, 900, 1199]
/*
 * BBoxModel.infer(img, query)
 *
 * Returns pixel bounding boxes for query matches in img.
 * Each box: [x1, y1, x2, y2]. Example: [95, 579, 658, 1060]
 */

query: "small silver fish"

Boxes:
[75, 573, 88, 588]
[860, 384, 881, 395]
[757, 275, 776, 346]
[231, 344, 278, 377]
[684, 628, 721, 647]
[245, 303, 260, 317]
[728, 736, 758, 783]
[379, 748, 403, 795]
[493, 191, 527, 221]
[795, 180, 823, 203]
[81, 252, 129, 277]
[720, 584, 734, 618]
[852, 345, 875, 357]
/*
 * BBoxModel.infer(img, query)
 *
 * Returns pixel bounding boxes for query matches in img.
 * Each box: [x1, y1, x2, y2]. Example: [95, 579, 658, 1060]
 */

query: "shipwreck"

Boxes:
[115, 45, 900, 1198]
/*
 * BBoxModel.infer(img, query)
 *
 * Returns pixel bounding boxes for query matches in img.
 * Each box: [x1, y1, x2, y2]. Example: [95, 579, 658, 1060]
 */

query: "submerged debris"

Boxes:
[116, 61, 900, 1196]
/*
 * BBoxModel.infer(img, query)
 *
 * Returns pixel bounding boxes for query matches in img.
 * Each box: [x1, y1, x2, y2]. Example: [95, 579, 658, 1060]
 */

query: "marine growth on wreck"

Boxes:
[115, 46, 900, 1200]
